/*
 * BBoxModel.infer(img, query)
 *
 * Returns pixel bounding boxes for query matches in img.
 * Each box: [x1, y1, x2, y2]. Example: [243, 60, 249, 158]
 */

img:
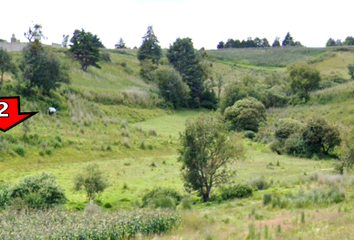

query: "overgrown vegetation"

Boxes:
[0, 209, 180, 239]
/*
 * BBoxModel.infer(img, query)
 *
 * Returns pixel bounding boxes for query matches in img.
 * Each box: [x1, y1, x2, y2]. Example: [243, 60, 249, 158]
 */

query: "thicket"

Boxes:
[0, 209, 180, 239]
[8, 173, 66, 209]
[224, 97, 266, 132]
[270, 117, 341, 157]
[220, 73, 289, 112]
[20, 40, 71, 95]
[154, 66, 190, 109]
[142, 187, 182, 209]
[220, 184, 253, 200]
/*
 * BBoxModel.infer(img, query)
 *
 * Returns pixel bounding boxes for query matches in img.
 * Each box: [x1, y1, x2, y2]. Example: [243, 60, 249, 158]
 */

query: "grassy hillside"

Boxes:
[2, 46, 354, 239]
[208, 47, 327, 67]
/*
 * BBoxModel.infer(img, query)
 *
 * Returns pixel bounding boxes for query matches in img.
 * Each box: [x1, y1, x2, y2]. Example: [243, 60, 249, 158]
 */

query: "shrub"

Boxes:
[9, 173, 66, 209]
[243, 131, 256, 140]
[220, 184, 253, 200]
[180, 196, 193, 210]
[149, 196, 176, 209]
[248, 176, 270, 190]
[263, 193, 272, 205]
[142, 187, 182, 208]
[274, 118, 303, 141]
[140, 59, 157, 82]
[284, 133, 307, 156]
[13, 146, 25, 157]
[269, 140, 283, 154]
[149, 128, 157, 136]
[155, 66, 190, 109]
[0, 182, 9, 209]
[224, 97, 266, 132]
[74, 163, 109, 200]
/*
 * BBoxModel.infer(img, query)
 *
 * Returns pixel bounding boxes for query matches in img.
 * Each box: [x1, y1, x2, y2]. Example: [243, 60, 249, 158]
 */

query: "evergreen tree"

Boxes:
[234, 39, 241, 48]
[224, 39, 234, 48]
[343, 36, 354, 46]
[326, 38, 336, 47]
[217, 41, 224, 49]
[137, 25, 162, 64]
[261, 38, 270, 47]
[272, 37, 281, 47]
[115, 38, 127, 49]
[335, 39, 342, 46]
[69, 29, 102, 71]
[167, 38, 204, 108]
[254, 37, 262, 47]
[282, 32, 295, 46]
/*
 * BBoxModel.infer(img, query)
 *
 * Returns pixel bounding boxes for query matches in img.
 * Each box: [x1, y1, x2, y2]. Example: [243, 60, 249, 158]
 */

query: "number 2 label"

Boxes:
[0, 102, 9, 117]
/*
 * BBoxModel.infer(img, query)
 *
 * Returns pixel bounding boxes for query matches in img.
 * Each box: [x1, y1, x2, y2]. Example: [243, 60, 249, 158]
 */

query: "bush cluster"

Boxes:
[9, 173, 66, 209]
[271, 117, 341, 157]
[224, 97, 266, 132]
[220, 184, 253, 200]
[142, 187, 182, 209]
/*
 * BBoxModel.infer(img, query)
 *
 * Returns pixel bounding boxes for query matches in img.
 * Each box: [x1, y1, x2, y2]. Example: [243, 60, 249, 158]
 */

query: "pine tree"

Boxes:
[282, 32, 294, 46]
[217, 41, 225, 49]
[272, 37, 281, 47]
[326, 38, 336, 47]
[137, 25, 162, 64]
[167, 38, 204, 108]
[115, 38, 127, 49]
[69, 29, 102, 71]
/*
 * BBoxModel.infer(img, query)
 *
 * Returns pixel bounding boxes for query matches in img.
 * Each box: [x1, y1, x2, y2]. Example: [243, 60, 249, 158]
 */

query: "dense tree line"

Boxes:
[137, 26, 217, 109]
[217, 32, 302, 49]
[326, 36, 354, 47]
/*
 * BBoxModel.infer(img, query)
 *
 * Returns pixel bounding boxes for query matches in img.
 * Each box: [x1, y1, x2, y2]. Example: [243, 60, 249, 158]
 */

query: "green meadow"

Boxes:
[1, 46, 354, 239]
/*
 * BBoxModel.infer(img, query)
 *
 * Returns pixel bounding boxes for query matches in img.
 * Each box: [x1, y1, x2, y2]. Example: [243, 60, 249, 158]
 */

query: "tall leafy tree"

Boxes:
[343, 36, 354, 46]
[287, 62, 320, 102]
[69, 29, 102, 71]
[24, 23, 45, 42]
[20, 40, 70, 95]
[0, 48, 16, 90]
[167, 37, 204, 107]
[282, 32, 295, 46]
[179, 113, 244, 202]
[115, 38, 127, 49]
[137, 25, 162, 64]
